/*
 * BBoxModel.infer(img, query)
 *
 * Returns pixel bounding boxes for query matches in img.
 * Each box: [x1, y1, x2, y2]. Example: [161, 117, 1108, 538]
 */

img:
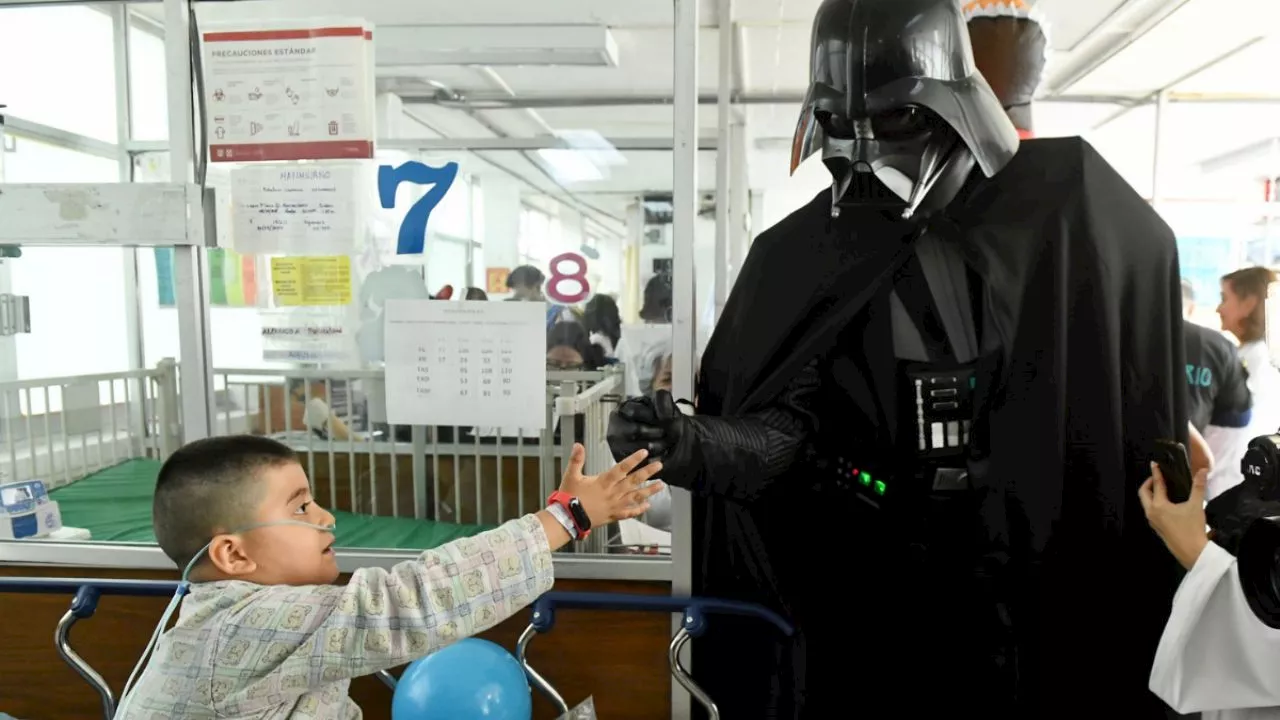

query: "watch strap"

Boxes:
[547, 491, 590, 540]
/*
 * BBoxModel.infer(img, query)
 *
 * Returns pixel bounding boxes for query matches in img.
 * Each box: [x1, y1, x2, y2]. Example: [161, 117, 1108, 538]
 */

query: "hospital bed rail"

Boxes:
[0, 360, 178, 491]
[211, 366, 625, 552]
[0, 576, 181, 718]
[0, 578, 793, 720]
[368, 590, 797, 720]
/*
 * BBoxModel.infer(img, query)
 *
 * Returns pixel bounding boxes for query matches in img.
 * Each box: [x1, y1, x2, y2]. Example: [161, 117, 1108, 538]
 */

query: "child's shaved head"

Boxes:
[152, 435, 299, 570]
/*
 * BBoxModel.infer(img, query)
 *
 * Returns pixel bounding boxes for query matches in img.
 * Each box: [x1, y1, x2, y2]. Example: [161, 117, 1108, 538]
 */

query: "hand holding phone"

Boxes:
[1151, 439, 1193, 504]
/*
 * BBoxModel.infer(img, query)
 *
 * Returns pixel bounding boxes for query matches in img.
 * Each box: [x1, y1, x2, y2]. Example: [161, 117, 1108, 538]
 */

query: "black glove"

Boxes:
[607, 387, 816, 501]
[607, 390, 691, 464]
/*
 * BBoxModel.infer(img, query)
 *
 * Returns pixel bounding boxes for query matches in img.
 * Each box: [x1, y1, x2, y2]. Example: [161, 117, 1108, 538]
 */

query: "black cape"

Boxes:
[692, 137, 1187, 718]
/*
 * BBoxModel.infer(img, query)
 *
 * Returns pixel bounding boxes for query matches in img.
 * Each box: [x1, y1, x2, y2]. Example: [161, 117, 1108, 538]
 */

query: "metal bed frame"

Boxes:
[0, 577, 793, 720]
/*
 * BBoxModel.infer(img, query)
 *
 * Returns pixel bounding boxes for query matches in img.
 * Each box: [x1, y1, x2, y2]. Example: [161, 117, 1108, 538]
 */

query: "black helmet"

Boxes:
[791, 0, 1019, 219]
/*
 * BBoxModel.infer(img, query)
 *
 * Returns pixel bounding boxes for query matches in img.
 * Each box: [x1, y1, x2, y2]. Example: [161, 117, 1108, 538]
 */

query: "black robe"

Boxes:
[690, 137, 1187, 718]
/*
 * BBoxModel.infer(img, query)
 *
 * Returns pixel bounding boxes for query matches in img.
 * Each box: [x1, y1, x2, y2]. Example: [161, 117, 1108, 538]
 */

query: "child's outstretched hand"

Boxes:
[561, 443, 664, 526]
[1139, 462, 1210, 571]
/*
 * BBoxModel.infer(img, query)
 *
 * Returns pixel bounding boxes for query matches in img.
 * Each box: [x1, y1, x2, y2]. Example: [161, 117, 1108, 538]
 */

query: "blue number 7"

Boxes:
[377, 161, 459, 255]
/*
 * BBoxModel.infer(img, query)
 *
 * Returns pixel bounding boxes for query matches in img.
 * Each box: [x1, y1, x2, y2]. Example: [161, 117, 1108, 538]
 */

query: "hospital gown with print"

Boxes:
[118, 514, 554, 719]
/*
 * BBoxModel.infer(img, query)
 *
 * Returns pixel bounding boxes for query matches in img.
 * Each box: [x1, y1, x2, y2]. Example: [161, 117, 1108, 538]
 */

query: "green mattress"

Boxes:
[50, 458, 493, 550]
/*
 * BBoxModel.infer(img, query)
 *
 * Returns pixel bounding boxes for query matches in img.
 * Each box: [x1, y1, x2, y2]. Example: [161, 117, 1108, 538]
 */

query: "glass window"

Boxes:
[4, 136, 129, 380]
[431, 173, 472, 239]
[0, 6, 117, 142]
[425, 237, 469, 294]
[128, 14, 169, 142]
[519, 206, 554, 263]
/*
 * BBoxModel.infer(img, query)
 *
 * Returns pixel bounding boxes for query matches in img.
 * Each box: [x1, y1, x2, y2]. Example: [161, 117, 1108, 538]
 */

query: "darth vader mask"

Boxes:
[792, 0, 1020, 220]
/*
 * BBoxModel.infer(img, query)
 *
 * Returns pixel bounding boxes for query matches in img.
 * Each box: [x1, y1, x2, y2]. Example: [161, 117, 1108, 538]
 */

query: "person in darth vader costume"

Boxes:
[607, 0, 1187, 717]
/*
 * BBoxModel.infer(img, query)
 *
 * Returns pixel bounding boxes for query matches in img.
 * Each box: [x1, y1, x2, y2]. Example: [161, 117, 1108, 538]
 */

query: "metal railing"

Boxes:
[0, 360, 179, 490]
[0, 363, 670, 575]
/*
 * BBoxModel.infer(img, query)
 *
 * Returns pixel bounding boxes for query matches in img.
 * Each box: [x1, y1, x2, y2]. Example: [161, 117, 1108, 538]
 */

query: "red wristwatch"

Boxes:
[547, 490, 592, 540]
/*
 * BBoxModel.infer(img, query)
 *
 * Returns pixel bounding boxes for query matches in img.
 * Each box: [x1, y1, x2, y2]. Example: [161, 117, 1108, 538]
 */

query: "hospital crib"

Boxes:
[0, 577, 794, 719]
[0, 362, 651, 556]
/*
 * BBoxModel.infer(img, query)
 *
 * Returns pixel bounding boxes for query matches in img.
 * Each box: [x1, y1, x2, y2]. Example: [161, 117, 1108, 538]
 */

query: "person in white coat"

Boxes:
[1142, 462, 1280, 719]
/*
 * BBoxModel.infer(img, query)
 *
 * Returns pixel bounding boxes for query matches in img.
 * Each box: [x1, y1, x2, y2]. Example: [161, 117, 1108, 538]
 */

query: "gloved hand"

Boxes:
[607, 390, 690, 465]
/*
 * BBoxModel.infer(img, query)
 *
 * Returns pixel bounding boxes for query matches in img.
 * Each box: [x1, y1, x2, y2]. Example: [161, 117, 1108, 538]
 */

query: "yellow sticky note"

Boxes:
[271, 256, 352, 306]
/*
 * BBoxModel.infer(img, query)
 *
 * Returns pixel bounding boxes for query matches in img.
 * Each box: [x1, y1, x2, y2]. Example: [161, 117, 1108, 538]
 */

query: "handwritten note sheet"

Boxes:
[383, 300, 547, 429]
[231, 163, 361, 254]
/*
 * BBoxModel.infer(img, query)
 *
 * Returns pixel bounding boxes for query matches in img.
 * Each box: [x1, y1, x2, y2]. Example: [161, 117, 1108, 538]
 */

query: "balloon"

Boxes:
[391, 638, 532, 720]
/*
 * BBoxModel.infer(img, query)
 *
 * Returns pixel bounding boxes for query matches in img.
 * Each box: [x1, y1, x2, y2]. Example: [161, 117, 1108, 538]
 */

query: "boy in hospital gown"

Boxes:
[1142, 463, 1280, 719]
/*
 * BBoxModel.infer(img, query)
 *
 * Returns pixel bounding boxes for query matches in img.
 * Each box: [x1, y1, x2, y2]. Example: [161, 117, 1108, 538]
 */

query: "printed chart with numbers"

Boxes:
[383, 299, 546, 429]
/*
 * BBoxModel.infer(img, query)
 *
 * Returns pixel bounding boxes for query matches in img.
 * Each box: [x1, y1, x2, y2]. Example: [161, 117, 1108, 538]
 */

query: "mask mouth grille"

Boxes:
[840, 171, 902, 206]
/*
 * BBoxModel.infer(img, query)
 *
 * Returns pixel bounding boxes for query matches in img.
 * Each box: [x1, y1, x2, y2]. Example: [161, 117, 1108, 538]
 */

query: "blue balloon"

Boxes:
[392, 638, 533, 720]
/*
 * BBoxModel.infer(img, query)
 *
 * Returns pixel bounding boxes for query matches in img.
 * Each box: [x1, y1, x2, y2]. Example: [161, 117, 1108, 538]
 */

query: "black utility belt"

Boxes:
[812, 456, 973, 511]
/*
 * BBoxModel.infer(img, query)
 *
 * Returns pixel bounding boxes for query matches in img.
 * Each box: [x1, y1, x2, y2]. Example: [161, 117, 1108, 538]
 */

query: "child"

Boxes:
[118, 435, 663, 719]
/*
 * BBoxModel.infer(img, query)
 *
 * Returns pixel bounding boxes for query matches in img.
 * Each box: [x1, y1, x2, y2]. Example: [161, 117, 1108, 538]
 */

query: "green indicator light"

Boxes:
[859, 471, 872, 485]
[969, 377, 976, 389]
[873, 480, 887, 495]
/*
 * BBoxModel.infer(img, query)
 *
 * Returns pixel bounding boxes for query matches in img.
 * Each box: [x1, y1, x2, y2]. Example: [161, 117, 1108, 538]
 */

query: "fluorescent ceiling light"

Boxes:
[537, 149, 605, 184]
[555, 130, 626, 167]
[375, 25, 618, 68]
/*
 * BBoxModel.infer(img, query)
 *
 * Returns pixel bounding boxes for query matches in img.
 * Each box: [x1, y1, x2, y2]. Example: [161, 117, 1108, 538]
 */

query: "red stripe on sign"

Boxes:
[209, 141, 374, 163]
[203, 27, 365, 42]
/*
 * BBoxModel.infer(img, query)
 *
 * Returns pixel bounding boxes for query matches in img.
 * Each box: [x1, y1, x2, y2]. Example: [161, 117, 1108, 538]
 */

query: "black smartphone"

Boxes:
[1151, 439, 1193, 504]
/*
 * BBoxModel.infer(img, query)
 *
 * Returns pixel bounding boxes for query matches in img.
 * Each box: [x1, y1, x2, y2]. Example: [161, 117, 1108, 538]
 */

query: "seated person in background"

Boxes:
[615, 274, 673, 397]
[464, 286, 488, 301]
[507, 265, 574, 329]
[546, 321, 607, 370]
[118, 435, 664, 719]
[582, 295, 622, 359]
[505, 265, 545, 302]
[1141, 462, 1280, 719]
[287, 379, 356, 442]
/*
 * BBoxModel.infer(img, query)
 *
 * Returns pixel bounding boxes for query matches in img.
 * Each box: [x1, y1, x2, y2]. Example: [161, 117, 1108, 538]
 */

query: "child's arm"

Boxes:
[224, 446, 663, 684]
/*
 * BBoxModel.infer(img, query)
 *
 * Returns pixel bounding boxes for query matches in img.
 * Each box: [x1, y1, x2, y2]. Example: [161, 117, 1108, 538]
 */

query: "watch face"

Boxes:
[568, 498, 592, 532]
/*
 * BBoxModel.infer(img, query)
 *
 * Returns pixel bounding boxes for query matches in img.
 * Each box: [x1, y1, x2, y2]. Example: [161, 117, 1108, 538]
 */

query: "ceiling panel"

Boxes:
[479, 28, 722, 96]
[474, 105, 723, 138]
[187, 0, 675, 27]
[1172, 37, 1280, 95]
[1034, 0, 1136, 51]
[1065, 0, 1280, 96]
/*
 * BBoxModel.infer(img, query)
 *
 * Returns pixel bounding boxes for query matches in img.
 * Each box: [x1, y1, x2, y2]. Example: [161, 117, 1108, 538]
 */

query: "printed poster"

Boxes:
[201, 20, 375, 162]
[270, 256, 352, 306]
[486, 267, 510, 294]
[383, 300, 547, 429]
